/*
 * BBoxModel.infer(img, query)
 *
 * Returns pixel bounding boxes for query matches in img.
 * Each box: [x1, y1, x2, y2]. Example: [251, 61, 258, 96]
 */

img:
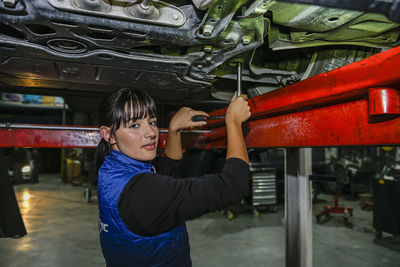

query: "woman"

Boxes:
[97, 88, 251, 266]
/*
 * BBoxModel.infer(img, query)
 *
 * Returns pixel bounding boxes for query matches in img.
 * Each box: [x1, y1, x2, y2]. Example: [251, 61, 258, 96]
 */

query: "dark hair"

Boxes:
[95, 88, 157, 170]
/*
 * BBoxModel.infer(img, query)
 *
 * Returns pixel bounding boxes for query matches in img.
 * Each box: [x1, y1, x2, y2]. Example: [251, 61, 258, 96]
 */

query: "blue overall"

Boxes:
[98, 150, 191, 267]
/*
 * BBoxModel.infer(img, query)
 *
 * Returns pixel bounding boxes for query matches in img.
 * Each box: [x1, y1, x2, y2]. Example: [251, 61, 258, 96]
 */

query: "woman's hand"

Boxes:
[169, 107, 209, 132]
[225, 92, 251, 125]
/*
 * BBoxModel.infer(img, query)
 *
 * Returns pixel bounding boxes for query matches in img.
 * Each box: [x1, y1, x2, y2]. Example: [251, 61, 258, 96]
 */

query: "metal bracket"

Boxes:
[48, 0, 186, 27]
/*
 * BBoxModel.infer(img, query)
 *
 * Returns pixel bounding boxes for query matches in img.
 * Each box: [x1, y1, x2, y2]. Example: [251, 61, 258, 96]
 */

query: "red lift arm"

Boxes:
[1, 47, 400, 148]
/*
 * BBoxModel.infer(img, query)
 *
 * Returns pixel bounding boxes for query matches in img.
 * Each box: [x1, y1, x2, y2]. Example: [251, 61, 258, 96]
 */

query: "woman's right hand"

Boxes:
[225, 92, 251, 125]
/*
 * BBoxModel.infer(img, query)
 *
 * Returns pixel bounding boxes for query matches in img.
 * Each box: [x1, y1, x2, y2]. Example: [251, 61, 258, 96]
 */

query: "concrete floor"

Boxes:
[1, 173, 400, 267]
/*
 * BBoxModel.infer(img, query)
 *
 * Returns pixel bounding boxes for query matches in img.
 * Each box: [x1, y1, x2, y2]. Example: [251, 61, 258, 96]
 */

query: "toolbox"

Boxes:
[250, 163, 277, 212]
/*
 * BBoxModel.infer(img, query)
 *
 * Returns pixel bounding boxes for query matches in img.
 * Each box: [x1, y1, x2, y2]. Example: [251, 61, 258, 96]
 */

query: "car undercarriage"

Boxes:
[0, 0, 399, 109]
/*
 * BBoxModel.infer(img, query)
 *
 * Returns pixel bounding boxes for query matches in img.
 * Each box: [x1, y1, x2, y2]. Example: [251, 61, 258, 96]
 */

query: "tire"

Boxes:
[300, 46, 378, 80]
[248, 45, 379, 98]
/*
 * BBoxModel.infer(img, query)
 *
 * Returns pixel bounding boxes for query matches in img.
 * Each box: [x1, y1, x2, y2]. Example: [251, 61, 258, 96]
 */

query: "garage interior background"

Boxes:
[0, 0, 400, 266]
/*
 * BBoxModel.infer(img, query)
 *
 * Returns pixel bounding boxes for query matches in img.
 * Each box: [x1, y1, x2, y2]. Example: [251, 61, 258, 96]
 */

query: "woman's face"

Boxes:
[111, 115, 159, 161]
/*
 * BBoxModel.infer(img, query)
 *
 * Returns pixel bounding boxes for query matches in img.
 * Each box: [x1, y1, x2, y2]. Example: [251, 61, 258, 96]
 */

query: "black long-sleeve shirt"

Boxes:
[118, 157, 250, 237]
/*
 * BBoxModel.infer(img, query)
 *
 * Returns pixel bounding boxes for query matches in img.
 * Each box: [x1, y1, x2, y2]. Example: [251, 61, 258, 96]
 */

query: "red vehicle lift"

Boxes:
[1, 47, 400, 148]
[1, 46, 400, 267]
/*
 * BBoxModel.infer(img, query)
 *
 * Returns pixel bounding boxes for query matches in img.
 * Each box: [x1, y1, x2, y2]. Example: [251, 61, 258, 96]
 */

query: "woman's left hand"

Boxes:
[169, 107, 209, 132]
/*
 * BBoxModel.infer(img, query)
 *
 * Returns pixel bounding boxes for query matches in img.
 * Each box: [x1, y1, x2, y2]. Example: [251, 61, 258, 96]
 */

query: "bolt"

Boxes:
[3, 0, 17, 8]
[223, 38, 232, 44]
[197, 64, 203, 69]
[140, 3, 150, 10]
[203, 45, 212, 52]
[203, 24, 214, 37]
[140, 0, 150, 10]
[242, 36, 251, 45]
[206, 56, 212, 62]
[172, 13, 179, 20]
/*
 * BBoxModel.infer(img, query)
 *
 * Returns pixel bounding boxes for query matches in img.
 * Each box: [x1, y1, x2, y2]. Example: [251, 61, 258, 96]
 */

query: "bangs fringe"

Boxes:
[112, 89, 157, 130]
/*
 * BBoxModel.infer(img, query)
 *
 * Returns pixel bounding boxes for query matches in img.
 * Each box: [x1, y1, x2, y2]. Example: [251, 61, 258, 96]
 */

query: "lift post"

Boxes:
[285, 148, 312, 267]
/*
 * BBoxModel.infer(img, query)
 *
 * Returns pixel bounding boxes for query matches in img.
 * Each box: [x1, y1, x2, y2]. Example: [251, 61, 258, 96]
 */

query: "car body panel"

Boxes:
[0, 0, 398, 106]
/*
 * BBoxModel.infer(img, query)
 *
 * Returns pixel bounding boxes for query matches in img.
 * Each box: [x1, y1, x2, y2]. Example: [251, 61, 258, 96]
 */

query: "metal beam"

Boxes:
[0, 124, 100, 148]
[0, 124, 211, 148]
[285, 148, 313, 267]
[2, 97, 399, 148]
[208, 98, 400, 148]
